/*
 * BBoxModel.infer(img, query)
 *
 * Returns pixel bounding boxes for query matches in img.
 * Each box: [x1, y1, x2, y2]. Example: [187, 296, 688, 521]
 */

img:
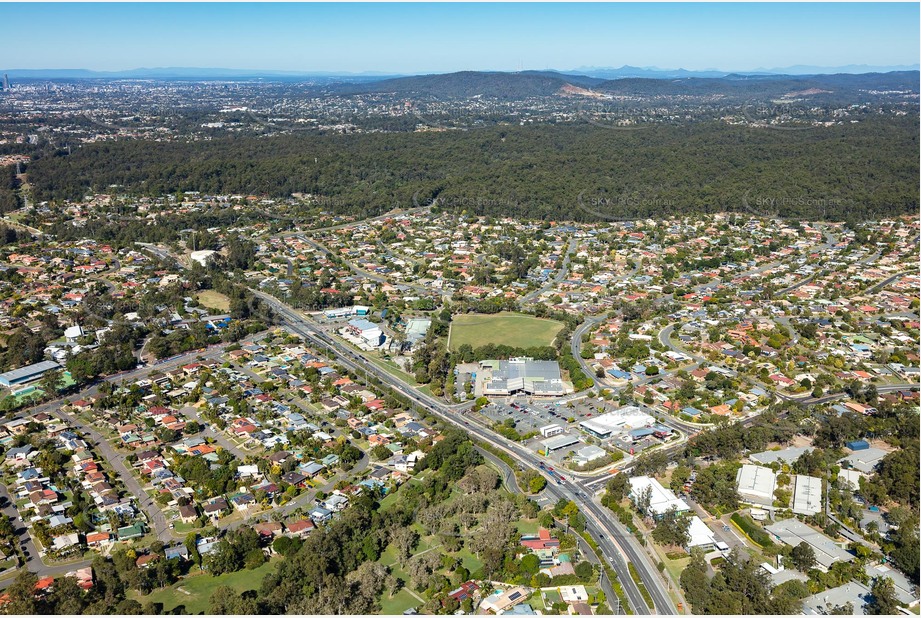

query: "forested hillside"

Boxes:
[333, 69, 919, 101]
[29, 116, 919, 221]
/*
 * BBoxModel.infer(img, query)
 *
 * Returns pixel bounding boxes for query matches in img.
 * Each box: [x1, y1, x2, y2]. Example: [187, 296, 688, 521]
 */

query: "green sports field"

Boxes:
[448, 312, 563, 351]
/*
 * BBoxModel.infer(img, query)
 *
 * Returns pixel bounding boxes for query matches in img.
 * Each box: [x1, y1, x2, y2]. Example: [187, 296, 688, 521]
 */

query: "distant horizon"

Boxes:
[1, 3, 917, 74]
[2, 63, 919, 80]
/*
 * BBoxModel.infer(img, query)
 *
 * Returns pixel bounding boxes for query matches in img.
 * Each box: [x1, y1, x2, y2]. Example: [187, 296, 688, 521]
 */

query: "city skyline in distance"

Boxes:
[1, 3, 918, 75]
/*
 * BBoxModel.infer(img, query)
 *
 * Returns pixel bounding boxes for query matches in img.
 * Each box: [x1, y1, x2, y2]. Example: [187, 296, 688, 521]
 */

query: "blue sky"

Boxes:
[2, 3, 918, 73]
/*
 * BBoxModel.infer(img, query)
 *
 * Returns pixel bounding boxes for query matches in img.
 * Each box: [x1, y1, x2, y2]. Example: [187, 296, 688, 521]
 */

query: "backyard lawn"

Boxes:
[516, 520, 540, 535]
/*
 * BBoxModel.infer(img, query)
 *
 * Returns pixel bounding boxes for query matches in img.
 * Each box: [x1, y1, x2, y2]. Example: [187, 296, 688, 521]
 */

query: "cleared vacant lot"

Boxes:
[196, 290, 231, 312]
[448, 312, 563, 351]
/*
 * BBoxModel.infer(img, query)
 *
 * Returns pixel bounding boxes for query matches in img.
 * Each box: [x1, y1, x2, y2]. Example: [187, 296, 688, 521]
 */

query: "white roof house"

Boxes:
[628, 476, 689, 518]
[735, 464, 777, 507]
[64, 325, 85, 341]
[686, 515, 717, 550]
[559, 585, 589, 603]
[792, 475, 823, 516]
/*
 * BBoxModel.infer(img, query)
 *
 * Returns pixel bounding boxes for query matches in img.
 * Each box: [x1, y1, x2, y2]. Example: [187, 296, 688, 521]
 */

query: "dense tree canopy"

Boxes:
[28, 118, 919, 222]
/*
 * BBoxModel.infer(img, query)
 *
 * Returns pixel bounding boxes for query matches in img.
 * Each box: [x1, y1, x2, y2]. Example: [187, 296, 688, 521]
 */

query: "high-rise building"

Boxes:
[2, 74, 9, 91]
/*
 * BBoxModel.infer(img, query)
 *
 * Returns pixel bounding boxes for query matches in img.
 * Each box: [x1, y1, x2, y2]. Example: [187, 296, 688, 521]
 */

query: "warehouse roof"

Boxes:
[0, 360, 61, 385]
[749, 446, 813, 466]
[492, 358, 562, 382]
[541, 433, 580, 452]
[735, 464, 777, 505]
[687, 516, 717, 549]
[579, 405, 654, 437]
[765, 518, 854, 570]
[801, 581, 871, 615]
[792, 475, 823, 516]
[839, 448, 889, 474]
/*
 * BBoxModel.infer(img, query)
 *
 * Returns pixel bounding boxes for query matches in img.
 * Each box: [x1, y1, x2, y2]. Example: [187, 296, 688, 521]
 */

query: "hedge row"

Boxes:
[730, 512, 774, 547]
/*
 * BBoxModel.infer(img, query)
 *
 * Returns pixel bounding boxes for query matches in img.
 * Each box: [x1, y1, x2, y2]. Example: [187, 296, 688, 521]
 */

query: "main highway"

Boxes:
[254, 290, 677, 615]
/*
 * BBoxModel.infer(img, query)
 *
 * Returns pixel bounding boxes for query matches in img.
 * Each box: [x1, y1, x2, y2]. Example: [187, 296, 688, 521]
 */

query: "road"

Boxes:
[520, 238, 578, 304]
[254, 290, 677, 615]
[278, 205, 430, 238]
[857, 269, 915, 296]
[685, 225, 839, 296]
[11, 345, 238, 544]
[571, 317, 605, 389]
[0, 344, 234, 588]
[293, 234, 434, 297]
[180, 405, 251, 461]
[0, 483, 66, 579]
[475, 444, 629, 609]
[0, 332, 387, 586]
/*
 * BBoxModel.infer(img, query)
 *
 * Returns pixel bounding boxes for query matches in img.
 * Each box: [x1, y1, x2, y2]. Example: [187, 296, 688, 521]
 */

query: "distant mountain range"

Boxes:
[1, 63, 918, 82]
[334, 69, 920, 100]
[567, 64, 921, 78]
[2, 66, 918, 102]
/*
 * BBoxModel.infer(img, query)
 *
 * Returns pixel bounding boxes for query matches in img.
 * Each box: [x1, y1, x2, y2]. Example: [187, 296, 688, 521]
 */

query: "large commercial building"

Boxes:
[801, 581, 873, 615]
[579, 406, 655, 439]
[345, 319, 384, 347]
[404, 318, 432, 347]
[0, 360, 61, 388]
[766, 519, 854, 572]
[838, 447, 889, 474]
[324, 305, 370, 319]
[480, 358, 566, 396]
[735, 464, 778, 507]
[190, 250, 218, 267]
[792, 475, 823, 516]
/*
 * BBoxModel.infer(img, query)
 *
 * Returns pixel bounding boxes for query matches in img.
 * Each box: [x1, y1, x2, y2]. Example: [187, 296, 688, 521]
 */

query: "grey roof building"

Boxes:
[765, 518, 854, 571]
[792, 475, 823, 516]
[801, 581, 872, 615]
[839, 447, 889, 474]
[0, 360, 61, 387]
[749, 446, 814, 467]
[481, 358, 566, 396]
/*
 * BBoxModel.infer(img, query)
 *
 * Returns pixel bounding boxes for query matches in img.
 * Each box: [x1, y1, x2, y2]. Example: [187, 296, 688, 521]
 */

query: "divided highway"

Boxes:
[255, 291, 677, 615]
